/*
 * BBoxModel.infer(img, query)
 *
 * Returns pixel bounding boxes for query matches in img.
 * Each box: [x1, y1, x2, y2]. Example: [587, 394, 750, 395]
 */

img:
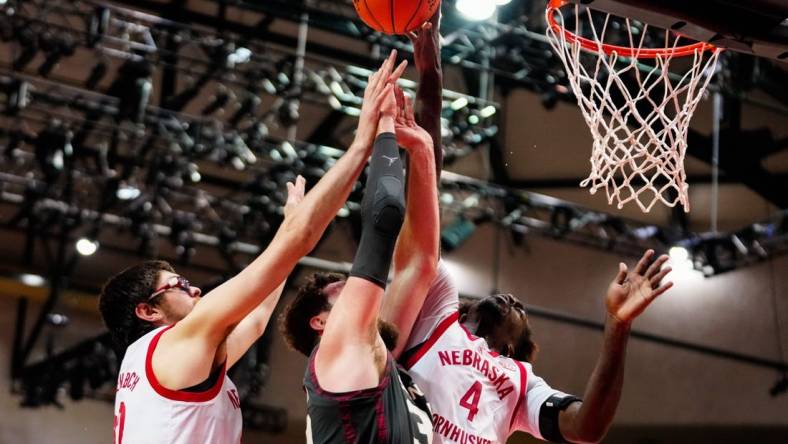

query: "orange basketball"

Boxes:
[353, 0, 440, 35]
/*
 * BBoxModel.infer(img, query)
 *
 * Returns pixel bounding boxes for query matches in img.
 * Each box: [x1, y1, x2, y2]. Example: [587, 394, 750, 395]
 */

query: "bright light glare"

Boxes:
[457, 0, 496, 21]
[116, 185, 141, 200]
[20, 273, 46, 287]
[76, 238, 99, 256]
[495, 0, 511, 5]
[480, 105, 497, 118]
[669, 246, 689, 263]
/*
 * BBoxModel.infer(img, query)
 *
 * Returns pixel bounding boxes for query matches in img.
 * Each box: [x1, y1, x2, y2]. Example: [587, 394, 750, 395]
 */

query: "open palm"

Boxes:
[394, 88, 432, 152]
[606, 250, 673, 323]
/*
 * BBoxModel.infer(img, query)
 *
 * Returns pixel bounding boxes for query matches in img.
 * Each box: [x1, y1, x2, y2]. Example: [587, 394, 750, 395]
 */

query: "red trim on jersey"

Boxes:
[145, 325, 226, 402]
[404, 311, 460, 369]
[458, 319, 502, 358]
[509, 360, 529, 431]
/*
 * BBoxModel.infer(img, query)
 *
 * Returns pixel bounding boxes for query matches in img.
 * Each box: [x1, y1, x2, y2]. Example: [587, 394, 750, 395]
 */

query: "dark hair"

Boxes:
[279, 272, 345, 356]
[98, 260, 174, 352]
[459, 295, 538, 363]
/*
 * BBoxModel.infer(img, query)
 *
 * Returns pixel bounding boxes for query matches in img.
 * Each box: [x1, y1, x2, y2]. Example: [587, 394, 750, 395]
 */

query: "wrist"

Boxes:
[605, 313, 632, 332]
[377, 115, 395, 135]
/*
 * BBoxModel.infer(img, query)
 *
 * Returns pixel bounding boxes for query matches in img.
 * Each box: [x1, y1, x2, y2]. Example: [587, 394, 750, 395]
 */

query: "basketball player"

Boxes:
[98, 51, 406, 444]
[398, 252, 673, 444]
[381, 14, 676, 444]
[280, 84, 439, 442]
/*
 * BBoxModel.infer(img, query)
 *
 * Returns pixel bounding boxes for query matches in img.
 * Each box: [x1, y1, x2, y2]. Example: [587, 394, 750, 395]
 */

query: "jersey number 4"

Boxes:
[459, 381, 482, 421]
[114, 402, 126, 444]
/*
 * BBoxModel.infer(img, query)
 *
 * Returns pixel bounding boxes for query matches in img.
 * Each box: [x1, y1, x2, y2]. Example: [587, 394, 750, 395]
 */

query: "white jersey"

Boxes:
[402, 262, 567, 443]
[113, 325, 243, 444]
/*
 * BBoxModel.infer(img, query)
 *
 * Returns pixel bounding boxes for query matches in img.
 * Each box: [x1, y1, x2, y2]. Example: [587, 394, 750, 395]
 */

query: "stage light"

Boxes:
[451, 97, 469, 110]
[479, 105, 497, 119]
[75, 238, 98, 256]
[456, 0, 496, 21]
[116, 185, 141, 201]
[227, 47, 252, 66]
[20, 273, 46, 287]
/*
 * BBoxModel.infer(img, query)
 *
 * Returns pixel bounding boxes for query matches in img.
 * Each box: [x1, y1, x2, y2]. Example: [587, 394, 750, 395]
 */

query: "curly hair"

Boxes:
[98, 260, 174, 354]
[279, 272, 345, 356]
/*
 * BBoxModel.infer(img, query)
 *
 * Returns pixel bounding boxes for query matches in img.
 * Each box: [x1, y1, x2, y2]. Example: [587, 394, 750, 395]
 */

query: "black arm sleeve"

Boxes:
[349, 132, 405, 289]
[539, 394, 582, 443]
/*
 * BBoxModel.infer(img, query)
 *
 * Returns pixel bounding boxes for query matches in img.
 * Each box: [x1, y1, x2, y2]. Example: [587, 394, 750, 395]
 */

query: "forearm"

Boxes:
[183, 141, 370, 338]
[226, 280, 286, 368]
[383, 142, 439, 357]
[564, 315, 631, 443]
[415, 69, 443, 175]
[393, 143, 439, 271]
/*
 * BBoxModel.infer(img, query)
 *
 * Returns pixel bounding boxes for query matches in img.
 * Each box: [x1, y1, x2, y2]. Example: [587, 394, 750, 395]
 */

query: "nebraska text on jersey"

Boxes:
[436, 349, 516, 400]
[404, 313, 528, 443]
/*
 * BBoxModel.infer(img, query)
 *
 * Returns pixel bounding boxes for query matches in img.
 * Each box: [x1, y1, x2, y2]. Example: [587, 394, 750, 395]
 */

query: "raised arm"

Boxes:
[315, 86, 407, 392]
[408, 11, 443, 175]
[557, 250, 673, 443]
[152, 53, 407, 389]
[381, 92, 439, 359]
[225, 177, 306, 368]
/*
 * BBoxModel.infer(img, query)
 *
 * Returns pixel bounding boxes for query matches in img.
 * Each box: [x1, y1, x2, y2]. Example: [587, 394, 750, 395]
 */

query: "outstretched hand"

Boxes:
[606, 249, 673, 324]
[393, 88, 432, 152]
[407, 10, 441, 73]
[284, 175, 306, 218]
[355, 51, 408, 148]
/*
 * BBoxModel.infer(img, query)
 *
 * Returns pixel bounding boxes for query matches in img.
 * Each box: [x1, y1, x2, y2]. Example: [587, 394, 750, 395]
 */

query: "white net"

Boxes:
[545, 3, 722, 212]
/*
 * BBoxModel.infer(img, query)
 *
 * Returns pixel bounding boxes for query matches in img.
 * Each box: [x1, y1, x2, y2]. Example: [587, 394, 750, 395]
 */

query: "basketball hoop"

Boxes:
[545, 0, 722, 212]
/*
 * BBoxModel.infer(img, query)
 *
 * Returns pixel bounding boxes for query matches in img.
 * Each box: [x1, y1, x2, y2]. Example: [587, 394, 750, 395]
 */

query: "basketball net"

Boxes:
[545, 1, 722, 212]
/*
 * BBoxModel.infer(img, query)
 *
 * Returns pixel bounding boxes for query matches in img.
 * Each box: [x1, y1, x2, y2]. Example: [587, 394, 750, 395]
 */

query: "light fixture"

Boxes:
[456, 0, 497, 21]
[116, 185, 141, 200]
[20, 273, 46, 287]
[75, 238, 99, 256]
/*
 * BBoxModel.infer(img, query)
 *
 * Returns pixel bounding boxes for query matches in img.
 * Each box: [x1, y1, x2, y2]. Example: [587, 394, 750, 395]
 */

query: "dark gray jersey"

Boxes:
[304, 347, 433, 444]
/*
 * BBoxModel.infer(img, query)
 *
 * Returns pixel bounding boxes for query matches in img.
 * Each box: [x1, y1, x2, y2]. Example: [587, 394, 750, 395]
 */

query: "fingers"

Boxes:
[404, 94, 416, 123]
[633, 249, 654, 275]
[650, 281, 674, 299]
[614, 262, 627, 285]
[394, 86, 405, 113]
[296, 175, 306, 195]
[649, 266, 672, 287]
[390, 60, 408, 84]
[644, 254, 669, 279]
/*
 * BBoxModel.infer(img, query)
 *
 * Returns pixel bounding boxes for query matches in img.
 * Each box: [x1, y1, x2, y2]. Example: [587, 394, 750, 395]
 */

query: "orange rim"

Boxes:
[546, 0, 717, 59]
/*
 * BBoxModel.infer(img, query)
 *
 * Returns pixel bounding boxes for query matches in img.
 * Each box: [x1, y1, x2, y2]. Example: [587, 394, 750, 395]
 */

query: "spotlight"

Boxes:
[20, 273, 46, 287]
[38, 32, 76, 78]
[116, 184, 141, 201]
[456, 0, 497, 21]
[75, 238, 99, 256]
[13, 25, 38, 71]
[108, 58, 153, 123]
[34, 122, 73, 185]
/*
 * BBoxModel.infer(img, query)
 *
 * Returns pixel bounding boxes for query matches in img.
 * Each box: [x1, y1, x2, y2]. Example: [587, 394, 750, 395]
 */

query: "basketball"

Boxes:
[353, 0, 440, 34]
